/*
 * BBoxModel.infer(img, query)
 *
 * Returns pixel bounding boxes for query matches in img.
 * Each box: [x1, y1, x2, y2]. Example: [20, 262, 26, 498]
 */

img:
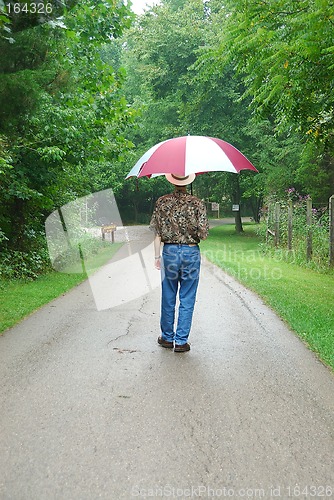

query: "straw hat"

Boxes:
[165, 173, 196, 186]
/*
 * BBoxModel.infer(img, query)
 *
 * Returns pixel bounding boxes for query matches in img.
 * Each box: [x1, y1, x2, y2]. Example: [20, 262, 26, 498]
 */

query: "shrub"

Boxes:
[0, 248, 52, 280]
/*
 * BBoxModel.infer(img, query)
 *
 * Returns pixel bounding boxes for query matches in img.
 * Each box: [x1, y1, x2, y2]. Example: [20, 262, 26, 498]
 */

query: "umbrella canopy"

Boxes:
[126, 135, 258, 179]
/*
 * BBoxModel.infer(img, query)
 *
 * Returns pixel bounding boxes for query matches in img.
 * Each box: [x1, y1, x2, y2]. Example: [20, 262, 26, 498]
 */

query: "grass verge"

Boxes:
[0, 242, 123, 334]
[201, 223, 334, 371]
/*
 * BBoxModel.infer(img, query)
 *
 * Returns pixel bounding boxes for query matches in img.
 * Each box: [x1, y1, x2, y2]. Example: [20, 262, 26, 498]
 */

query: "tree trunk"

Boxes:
[133, 201, 139, 223]
[234, 210, 243, 233]
[251, 195, 263, 223]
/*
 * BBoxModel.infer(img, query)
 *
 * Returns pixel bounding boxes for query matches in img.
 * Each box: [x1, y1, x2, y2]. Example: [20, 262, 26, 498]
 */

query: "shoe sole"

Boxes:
[174, 345, 190, 353]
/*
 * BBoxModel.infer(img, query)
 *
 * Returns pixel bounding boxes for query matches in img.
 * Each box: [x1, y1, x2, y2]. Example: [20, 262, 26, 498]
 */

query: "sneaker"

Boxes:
[174, 343, 191, 353]
[158, 336, 174, 348]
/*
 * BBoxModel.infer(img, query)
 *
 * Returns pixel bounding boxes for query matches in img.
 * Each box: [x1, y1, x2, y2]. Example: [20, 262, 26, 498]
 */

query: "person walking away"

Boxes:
[150, 174, 209, 353]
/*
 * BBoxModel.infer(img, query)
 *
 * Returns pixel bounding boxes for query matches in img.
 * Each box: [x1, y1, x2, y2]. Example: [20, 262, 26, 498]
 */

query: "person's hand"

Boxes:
[154, 256, 161, 270]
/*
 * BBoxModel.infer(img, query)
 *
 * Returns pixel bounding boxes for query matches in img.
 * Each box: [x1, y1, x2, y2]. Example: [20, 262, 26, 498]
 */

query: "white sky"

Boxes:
[128, 0, 161, 15]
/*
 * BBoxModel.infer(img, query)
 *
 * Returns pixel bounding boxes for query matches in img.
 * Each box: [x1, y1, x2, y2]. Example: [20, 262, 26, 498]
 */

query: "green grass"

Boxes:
[0, 242, 123, 334]
[201, 224, 334, 371]
[0, 272, 86, 333]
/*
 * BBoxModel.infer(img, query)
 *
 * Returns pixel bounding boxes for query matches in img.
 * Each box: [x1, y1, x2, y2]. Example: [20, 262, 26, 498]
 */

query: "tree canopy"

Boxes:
[1, 0, 333, 271]
[0, 0, 135, 252]
[199, 0, 334, 200]
[120, 0, 333, 208]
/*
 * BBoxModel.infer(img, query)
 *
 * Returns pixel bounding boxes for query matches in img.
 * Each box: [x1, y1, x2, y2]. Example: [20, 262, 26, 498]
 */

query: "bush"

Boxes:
[0, 248, 52, 280]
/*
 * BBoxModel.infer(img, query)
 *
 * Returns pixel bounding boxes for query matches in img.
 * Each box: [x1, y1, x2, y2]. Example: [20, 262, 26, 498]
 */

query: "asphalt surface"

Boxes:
[1, 225, 334, 500]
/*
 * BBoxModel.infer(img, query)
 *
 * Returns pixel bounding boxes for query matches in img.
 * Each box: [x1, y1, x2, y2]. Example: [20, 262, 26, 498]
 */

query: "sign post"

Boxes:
[101, 224, 117, 243]
[211, 202, 220, 218]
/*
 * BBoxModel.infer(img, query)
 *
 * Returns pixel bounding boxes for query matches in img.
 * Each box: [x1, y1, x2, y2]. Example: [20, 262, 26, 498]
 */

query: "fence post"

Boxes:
[274, 202, 280, 247]
[306, 198, 312, 261]
[330, 195, 334, 267]
[288, 200, 293, 251]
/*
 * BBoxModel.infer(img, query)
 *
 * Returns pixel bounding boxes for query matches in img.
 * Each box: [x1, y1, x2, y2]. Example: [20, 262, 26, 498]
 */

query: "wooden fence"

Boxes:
[266, 195, 334, 268]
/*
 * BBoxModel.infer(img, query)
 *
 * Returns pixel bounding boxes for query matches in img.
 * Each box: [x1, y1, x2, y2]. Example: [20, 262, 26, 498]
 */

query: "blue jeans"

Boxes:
[160, 244, 201, 345]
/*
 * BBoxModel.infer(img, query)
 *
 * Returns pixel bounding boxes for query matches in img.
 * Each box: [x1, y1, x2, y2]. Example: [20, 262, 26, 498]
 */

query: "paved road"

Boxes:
[1, 226, 334, 500]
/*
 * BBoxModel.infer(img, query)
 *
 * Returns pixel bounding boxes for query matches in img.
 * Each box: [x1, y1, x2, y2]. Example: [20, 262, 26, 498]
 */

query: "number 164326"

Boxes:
[6, 3, 53, 14]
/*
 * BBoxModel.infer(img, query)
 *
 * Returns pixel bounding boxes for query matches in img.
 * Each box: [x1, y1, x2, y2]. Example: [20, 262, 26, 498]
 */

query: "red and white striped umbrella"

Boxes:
[126, 135, 258, 179]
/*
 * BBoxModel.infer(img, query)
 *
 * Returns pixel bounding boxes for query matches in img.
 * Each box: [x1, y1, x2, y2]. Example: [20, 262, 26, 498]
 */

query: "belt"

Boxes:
[163, 242, 198, 247]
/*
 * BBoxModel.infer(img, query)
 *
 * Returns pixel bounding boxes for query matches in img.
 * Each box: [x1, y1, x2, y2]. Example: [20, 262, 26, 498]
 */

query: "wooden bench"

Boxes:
[101, 224, 117, 243]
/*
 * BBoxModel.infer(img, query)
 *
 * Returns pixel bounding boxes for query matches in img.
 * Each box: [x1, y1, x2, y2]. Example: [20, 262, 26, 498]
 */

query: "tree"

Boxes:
[202, 0, 334, 199]
[0, 0, 135, 255]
